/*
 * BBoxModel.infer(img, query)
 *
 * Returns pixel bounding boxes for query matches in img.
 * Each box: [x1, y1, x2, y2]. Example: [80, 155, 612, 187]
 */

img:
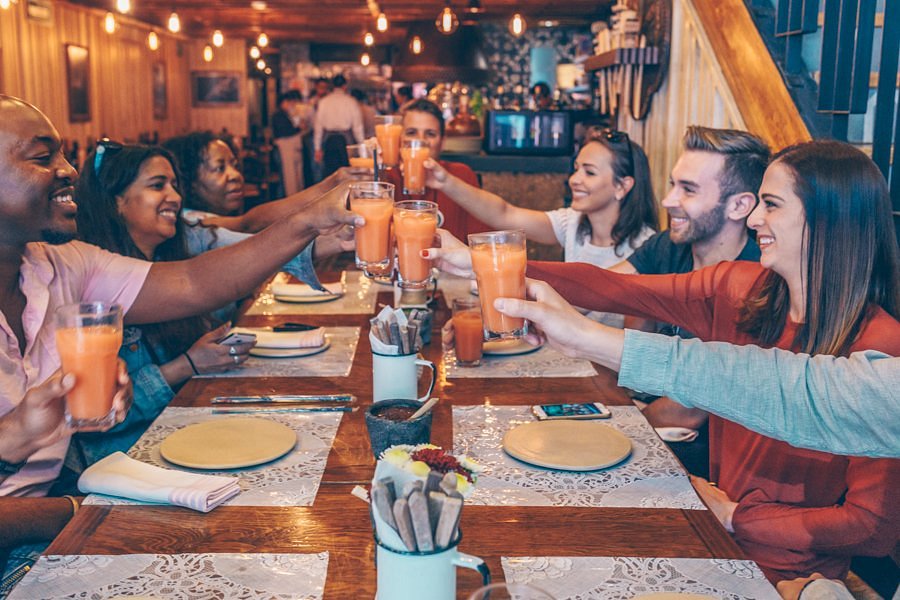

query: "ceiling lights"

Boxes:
[104, 12, 117, 33]
[249, 45, 261, 59]
[508, 13, 526, 37]
[147, 31, 160, 50]
[360, 52, 370, 66]
[364, 31, 374, 46]
[115, 0, 129, 14]
[167, 12, 181, 33]
[212, 29, 224, 47]
[435, 3, 458, 35]
[0, 0, 14, 10]
[376, 12, 388, 32]
[256, 58, 266, 70]
[250, 0, 267, 9]
[203, 44, 214, 62]
[257, 32, 269, 47]
[465, 0, 482, 13]
[410, 35, 423, 55]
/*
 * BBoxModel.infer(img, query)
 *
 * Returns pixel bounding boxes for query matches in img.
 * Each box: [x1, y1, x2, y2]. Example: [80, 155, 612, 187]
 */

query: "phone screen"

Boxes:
[542, 403, 605, 418]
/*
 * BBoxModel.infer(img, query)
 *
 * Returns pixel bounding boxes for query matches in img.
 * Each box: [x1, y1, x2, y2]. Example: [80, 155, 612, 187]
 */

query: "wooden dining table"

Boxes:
[47, 277, 743, 598]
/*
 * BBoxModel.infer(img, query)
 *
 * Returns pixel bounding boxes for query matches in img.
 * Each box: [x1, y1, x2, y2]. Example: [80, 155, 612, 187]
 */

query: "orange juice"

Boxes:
[401, 144, 429, 194]
[453, 311, 484, 364]
[470, 243, 527, 334]
[376, 123, 403, 166]
[349, 156, 375, 170]
[56, 325, 122, 420]
[394, 208, 438, 283]
[351, 196, 394, 263]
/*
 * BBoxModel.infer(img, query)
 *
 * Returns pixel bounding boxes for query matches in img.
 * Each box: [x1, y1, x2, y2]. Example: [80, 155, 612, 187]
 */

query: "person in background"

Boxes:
[272, 90, 305, 195]
[394, 85, 413, 110]
[304, 78, 332, 183]
[531, 82, 554, 110]
[313, 74, 364, 178]
[350, 89, 377, 139]
[426, 128, 657, 326]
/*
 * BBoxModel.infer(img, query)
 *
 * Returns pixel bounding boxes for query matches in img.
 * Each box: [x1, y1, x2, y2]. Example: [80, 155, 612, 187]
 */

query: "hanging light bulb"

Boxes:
[257, 32, 269, 47]
[0, 0, 11, 11]
[212, 29, 224, 47]
[376, 12, 388, 32]
[264, 67, 272, 75]
[104, 12, 117, 33]
[360, 52, 371, 66]
[410, 35, 424, 55]
[435, 4, 458, 35]
[364, 31, 374, 46]
[508, 13, 526, 37]
[249, 45, 261, 59]
[167, 12, 181, 33]
[465, 0, 482, 13]
[115, 0, 129, 14]
[148, 31, 160, 50]
[256, 58, 266, 70]
[203, 44, 214, 62]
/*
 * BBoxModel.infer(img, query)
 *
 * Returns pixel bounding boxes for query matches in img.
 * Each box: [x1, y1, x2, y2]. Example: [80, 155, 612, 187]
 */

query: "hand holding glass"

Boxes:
[350, 182, 395, 278]
[468, 230, 528, 340]
[452, 298, 483, 367]
[401, 139, 430, 195]
[394, 200, 438, 289]
[375, 115, 403, 168]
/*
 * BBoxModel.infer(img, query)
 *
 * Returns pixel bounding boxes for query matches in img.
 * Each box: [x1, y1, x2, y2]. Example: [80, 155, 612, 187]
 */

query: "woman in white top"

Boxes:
[425, 128, 658, 325]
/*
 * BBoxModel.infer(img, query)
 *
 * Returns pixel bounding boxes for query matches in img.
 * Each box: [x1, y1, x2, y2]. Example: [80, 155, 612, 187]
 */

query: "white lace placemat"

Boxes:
[246, 271, 378, 315]
[8, 552, 329, 600]
[197, 326, 360, 378]
[453, 406, 704, 509]
[443, 347, 597, 379]
[501, 556, 780, 599]
[436, 273, 475, 304]
[85, 407, 342, 507]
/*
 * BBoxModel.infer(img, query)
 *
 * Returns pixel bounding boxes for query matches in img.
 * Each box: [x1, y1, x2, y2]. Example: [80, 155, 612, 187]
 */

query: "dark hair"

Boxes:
[532, 82, 551, 98]
[162, 131, 222, 211]
[332, 74, 347, 88]
[682, 126, 770, 203]
[737, 140, 900, 356]
[278, 90, 301, 104]
[396, 85, 413, 100]
[75, 144, 211, 357]
[350, 89, 367, 103]
[401, 98, 445, 137]
[575, 131, 659, 253]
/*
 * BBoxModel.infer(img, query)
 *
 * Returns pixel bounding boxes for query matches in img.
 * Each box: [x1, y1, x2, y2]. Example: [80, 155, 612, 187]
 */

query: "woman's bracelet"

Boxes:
[62, 495, 80, 518]
[184, 352, 200, 376]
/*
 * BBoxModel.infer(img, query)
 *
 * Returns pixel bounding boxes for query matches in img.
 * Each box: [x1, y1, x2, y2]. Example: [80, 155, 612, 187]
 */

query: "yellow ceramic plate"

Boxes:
[482, 338, 543, 356]
[249, 338, 331, 358]
[160, 417, 297, 469]
[502, 420, 631, 471]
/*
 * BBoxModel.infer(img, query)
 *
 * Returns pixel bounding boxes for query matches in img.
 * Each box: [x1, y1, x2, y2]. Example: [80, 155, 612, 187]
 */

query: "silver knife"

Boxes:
[211, 394, 354, 404]
[212, 406, 353, 414]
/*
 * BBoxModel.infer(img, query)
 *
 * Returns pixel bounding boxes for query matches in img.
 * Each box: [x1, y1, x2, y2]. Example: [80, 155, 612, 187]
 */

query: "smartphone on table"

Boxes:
[216, 332, 257, 346]
[532, 402, 611, 420]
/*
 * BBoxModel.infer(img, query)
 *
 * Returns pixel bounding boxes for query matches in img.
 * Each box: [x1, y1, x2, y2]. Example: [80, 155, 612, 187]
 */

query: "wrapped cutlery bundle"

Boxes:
[369, 444, 481, 552]
[369, 306, 428, 355]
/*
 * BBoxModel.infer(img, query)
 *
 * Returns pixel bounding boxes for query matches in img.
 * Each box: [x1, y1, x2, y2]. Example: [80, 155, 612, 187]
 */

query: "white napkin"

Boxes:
[231, 327, 325, 349]
[78, 452, 241, 512]
[655, 427, 699, 443]
[271, 282, 343, 297]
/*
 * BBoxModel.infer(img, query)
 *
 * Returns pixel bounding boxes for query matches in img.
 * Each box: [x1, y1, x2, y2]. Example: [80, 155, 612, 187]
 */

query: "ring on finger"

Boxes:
[233, 354, 240, 364]
[229, 346, 237, 356]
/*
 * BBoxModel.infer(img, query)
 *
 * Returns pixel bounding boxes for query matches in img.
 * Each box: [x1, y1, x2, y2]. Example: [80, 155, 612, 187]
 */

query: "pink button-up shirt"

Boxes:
[0, 241, 151, 496]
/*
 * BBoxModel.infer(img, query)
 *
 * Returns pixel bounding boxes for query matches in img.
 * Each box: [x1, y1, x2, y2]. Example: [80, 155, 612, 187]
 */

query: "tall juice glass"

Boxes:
[350, 181, 395, 278]
[401, 139, 429, 195]
[55, 302, 123, 431]
[375, 115, 403, 168]
[452, 297, 483, 367]
[346, 143, 375, 170]
[468, 230, 528, 340]
[394, 200, 438, 289]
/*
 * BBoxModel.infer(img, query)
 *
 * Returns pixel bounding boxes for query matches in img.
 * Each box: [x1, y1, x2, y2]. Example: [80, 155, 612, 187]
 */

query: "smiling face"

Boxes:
[0, 98, 78, 246]
[116, 155, 182, 258]
[748, 161, 808, 285]
[568, 142, 625, 214]
[402, 110, 443, 156]
[192, 140, 244, 215]
[661, 150, 729, 245]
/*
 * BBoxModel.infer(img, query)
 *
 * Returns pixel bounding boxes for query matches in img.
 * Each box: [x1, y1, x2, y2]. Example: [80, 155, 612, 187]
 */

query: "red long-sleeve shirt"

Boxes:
[528, 260, 900, 582]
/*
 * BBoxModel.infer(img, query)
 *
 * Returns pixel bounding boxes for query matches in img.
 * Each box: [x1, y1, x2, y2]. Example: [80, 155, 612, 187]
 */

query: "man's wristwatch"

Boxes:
[0, 454, 25, 475]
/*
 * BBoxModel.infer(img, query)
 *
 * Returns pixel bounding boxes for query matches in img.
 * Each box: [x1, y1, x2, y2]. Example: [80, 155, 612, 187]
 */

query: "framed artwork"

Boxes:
[191, 71, 241, 107]
[65, 44, 90, 122]
[152, 61, 167, 119]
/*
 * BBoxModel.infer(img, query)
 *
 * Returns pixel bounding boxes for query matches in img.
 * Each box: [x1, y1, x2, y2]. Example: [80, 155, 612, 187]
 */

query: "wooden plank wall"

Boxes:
[187, 39, 250, 138]
[0, 0, 248, 148]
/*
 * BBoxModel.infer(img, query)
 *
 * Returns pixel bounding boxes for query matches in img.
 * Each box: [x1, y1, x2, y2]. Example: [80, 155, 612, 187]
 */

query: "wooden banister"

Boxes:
[690, 0, 811, 150]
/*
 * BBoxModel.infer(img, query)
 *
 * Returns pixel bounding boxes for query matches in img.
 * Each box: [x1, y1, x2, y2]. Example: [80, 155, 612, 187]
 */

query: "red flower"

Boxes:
[410, 447, 474, 483]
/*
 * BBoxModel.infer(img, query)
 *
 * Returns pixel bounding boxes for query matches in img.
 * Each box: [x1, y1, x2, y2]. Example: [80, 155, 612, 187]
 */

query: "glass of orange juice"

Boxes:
[350, 182, 395, 278]
[400, 139, 430, 196]
[468, 230, 528, 340]
[452, 297, 483, 367]
[346, 143, 375, 171]
[394, 200, 438, 289]
[375, 115, 403, 168]
[55, 302, 123, 431]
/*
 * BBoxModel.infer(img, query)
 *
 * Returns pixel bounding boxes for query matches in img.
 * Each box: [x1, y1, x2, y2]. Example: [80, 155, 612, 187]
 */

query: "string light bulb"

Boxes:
[264, 67, 272, 75]
[0, 0, 11, 11]
[364, 31, 374, 46]
[360, 52, 370, 66]
[376, 12, 388, 32]
[212, 29, 224, 47]
[167, 12, 181, 33]
[115, 0, 130, 14]
[508, 13, 526, 37]
[104, 12, 117, 33]
[203, 44, 214, 62]
[410, 35, 424, 55]
[148, 31, 160, 50]
[249, 45, 261, 59]
[256, 58, 266, 70]
[435, 4, 458, 35]
[257, 32, 269, 47]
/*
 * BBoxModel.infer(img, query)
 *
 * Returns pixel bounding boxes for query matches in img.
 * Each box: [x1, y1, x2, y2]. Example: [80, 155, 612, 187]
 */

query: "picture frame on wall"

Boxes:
[65, 44, 90, 123]
[152, 62, 167, 119]
[191, 71, 241, 107]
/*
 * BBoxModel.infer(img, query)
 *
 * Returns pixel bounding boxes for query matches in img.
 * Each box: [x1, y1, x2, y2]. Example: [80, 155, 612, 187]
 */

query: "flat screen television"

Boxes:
[484, 110, 573, 156]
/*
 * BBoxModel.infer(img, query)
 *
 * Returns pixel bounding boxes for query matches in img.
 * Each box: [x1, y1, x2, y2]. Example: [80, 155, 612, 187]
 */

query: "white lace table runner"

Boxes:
[85, 407, 341, 507]
[443, 347, 597, 379]
[197, 326, 360, 378]
[8, 552, 329, 600]
[454, 406, 704, 509]
[501, 556, 780, 600]
[246, 271, 378, 315]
